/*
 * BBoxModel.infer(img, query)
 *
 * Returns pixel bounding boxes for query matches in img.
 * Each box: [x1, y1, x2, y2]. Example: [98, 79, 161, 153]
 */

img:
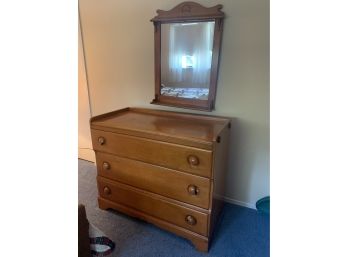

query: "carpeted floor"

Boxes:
[79, 159, 269, 257]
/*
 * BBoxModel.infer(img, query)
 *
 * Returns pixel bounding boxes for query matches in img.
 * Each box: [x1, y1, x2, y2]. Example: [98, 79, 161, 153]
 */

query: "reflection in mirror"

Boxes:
[160, 22, 215, 100]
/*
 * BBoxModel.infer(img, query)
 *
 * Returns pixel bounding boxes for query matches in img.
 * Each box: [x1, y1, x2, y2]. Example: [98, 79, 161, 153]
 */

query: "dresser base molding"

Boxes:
[98, 197, 209, 252]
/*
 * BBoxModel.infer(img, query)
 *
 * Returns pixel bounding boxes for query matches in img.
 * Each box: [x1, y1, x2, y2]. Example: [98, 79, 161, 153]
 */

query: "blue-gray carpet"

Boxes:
[79, 159, 269, 257]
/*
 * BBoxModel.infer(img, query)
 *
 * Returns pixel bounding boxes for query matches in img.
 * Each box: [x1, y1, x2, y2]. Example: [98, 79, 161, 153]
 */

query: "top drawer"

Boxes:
[91, 129, 212, 178]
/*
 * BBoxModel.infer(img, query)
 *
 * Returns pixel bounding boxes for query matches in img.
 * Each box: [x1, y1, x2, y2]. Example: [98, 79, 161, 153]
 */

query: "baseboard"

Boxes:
[216, 195, 255, 210]
[78, 148, 96, 163]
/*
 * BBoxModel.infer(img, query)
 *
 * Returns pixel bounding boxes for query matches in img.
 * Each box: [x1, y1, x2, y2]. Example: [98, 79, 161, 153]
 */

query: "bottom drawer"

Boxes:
[97, 176, 208, 236]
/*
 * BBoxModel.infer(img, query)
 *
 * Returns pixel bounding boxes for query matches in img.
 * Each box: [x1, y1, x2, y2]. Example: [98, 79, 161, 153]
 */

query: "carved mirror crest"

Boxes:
[151, 2, 225, 111]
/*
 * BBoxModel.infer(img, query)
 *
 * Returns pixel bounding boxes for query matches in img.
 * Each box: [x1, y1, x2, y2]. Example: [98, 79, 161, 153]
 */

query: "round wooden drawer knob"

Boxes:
[185, 215, 197, 226]
[103, 186, 111, 195]
[103, 162, 110, 170]
[98, 137, 106, 145]
[187, 185, 199, 195]
[187, 155, 199, 166]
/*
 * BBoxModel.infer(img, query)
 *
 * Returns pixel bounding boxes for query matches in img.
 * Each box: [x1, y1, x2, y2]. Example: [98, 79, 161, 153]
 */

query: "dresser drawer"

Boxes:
[96, 152, 211, 209]
[97, 177, 208, 236]
[91, 129, 212, 178]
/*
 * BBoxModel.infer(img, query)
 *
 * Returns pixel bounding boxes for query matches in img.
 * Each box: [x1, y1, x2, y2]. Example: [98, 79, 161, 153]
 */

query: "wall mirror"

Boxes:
[151, 2, 225, 111]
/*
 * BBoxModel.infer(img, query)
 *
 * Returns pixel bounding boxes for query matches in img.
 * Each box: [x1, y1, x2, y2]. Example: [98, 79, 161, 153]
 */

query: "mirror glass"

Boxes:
[160, 21, 215, 100]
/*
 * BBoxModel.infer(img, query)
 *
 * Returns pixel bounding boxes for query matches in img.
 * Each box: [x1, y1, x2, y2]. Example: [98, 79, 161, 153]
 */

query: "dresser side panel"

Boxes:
[208, 124, 230, 237]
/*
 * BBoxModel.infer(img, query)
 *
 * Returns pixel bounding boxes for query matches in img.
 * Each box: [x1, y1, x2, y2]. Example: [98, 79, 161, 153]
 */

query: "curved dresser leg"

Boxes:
[190, 237, 209, 252]
[98, 197, 110, 210]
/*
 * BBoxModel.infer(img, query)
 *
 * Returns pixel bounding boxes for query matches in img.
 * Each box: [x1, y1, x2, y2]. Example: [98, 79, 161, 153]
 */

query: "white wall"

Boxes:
[78, 17, 95, 162]
[79, 0, 269, 208]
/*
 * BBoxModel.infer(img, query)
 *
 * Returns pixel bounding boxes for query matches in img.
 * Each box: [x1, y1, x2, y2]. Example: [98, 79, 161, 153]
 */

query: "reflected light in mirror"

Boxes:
[160, 21, 215, 100]
[181, 55, 195, 68]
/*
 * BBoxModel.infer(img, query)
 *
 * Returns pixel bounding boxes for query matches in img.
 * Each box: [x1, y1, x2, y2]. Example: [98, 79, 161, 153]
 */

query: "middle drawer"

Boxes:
[96, 152, 211, 209]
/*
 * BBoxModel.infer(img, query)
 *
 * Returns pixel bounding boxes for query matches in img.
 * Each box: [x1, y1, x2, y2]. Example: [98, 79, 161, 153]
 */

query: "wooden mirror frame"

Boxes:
[150, 1, 225, 111]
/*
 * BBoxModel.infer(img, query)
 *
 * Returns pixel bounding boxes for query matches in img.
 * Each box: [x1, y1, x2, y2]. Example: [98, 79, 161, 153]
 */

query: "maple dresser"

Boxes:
[90, 107, 230, 251]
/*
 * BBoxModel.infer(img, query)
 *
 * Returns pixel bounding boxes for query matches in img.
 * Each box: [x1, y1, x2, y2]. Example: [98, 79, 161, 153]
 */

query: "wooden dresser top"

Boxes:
[90, 108, 230, 149]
